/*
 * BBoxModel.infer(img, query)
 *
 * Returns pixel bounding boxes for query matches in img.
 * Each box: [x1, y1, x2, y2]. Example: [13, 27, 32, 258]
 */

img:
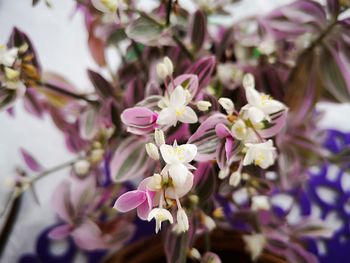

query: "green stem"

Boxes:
[40, 82, 98, 105]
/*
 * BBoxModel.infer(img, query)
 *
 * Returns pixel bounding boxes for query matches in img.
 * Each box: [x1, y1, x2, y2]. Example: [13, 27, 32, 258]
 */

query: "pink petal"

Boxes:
[48, 224, 72, 240]
[114, 190, 147, 212]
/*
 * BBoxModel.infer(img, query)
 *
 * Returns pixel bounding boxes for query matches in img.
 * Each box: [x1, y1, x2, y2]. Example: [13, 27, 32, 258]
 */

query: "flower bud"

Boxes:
[229, 171, 241, 187]
[188, 248, 201, 260]
[202, 214, 216, 231]
[156, 63, 168, 79]
[242, 73, 255, 89]
[196, 100, 212, 111]
[176, 209, 189, 232]
[89, 148, 104, 163]
[251, 195, 270, 211]
[163, 56, 173, 76]
[73, 159, 90, 176]
[218, 97, 234, 115]
[154, 129, 165, 146]
[145, 143, 159, 160]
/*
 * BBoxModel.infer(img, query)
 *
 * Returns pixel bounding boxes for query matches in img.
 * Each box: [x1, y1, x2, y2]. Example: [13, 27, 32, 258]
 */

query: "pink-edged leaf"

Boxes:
[188, 113, 227, 161]
[123, 78, 145, 107]
[168, 74, 199, 97]
[259, 109, 288, 138]
[286, 243, 318, 263]
[121, 106, 158, 135]
[71, 219, 106, 250]
[110, 136, 151, 182]
[136, 95, 163, 110]
[114, 190, 146, 212]
[80, 107, 99, 140]
[189, 10, 207, 51]
[23, 88, 44, 118]
[215, 123, 231, 139]
[20, 148, 43, 172]
[291, 217, 334, 239]
[186, 56, 216, 91]
[88, 31, 106, 66]
[195, 162, 216, 203]
[216, 138, 242, 170]
[51, 181, 74, 224]
[48, 224, 72, 240]
[87, 69, 114, 98]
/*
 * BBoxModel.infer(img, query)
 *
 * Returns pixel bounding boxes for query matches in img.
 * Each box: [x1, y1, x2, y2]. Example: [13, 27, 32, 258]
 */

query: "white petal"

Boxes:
[178, 106, 198, 123]
[170, 85, 187, 106]
[160, 145, 179, 164]
[245, 86, 261, 106]
[157, 107, 177, 126]
[262, 99, 286, 115]
[168, 164, 189, 188]
[243, 147, 254, 166]
[245, 106, 265, 124]
[166, 172, 193, 198]
[178, 144, 197, 163]
[163, 56, 173, 75]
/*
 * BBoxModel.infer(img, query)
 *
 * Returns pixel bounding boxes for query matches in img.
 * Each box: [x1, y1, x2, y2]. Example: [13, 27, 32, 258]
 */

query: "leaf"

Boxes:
[326, 0, 340, 18]
[88, 32, 106, 66]
[188, 113, 227, 161]
[190, 10, 207, 51]
[80, 107, 99, 140]
[125, 16, 164, 45]
[20, 148, 43, 172]
[87, 69, 114, 99]
[195, 162, 217, 203]
[110, 137, 151, 182]
[186, 56, 216, 90]
[319, 45, 350, 103]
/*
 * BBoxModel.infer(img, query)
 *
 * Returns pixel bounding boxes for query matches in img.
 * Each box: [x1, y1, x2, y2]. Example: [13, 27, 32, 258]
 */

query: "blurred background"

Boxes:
[1, 0, 350, 262]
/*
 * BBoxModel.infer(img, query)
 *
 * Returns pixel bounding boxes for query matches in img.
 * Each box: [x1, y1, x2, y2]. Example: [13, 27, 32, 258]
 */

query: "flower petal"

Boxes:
[179, 144, 197, 162]
[245, 86, 261, 106]
[178, 106, 198, 123]
[160, 144, 178, 164]
[157, 107, 177, 126]
[170, 85, 187, 106]
[114, 190, 146, 212]
[168, 163, 189, 188]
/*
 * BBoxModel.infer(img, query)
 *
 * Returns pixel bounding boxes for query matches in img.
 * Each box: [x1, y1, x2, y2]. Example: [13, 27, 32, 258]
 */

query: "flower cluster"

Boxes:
[3, 0, 349, 262]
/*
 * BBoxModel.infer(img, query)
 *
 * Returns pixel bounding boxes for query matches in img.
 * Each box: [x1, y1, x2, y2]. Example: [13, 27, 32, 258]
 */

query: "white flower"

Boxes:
[189, 248, 201, 260]
[154, 128, 165, 146]
[157, 86, 198, 126]
[145, 143, 160, 160]
[148, 208, 174, 233]
[229, 171, 241, 187]
[73, 160, 91, 176]
[218, 97, 234, 115]
[241, 77, 285, 125]
[196, 100, 212, 111]
[0, 45, 18, 67]
[156, 56, 173, 79]
[243, 140, 276, 169]
[243, 234, 266, 261]
[160, 141, 197, 188]
[251, 195, 270, 211]
[148, 173, 162, 191]
[176, 209, 189, 232]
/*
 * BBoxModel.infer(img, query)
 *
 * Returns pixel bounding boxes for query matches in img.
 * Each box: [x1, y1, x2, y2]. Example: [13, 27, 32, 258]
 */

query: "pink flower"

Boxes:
[114, 177, 155, 220]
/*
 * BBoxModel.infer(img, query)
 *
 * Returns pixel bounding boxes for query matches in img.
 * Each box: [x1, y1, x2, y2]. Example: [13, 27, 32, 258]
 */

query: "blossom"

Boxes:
[154, 128, 165, 146]
[160, 141, 197, 188]
[157, 85, 198, 127]
[176, 209, 189, 233]
[241, 74, 285, 125]
[147, 208, 174, 233]
[114, 177, 155, 220]
[243, 234, 266, 261]
[0, 45, 18, 67]
[73, 159, 90, 176]
[243, 140, 276, 169]
[91, 0, 118, 13]
[121, 107, 158, 135]
[229, 171, 241, 187]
